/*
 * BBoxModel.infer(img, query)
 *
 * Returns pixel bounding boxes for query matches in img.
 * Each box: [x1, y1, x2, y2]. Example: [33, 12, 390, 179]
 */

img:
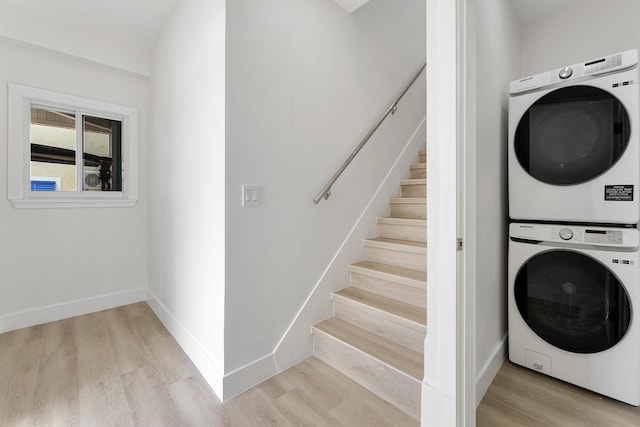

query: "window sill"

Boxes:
[10, 198, 138, 209]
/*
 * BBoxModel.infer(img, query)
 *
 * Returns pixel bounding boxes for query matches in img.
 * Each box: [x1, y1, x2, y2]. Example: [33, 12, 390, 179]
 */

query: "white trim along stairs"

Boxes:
[312, 149, 426, 420]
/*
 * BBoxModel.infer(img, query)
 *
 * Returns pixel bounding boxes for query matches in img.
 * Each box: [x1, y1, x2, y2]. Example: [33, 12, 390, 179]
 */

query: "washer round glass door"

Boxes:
[514, 85, 631, 185]
[514, 250, 631, 353]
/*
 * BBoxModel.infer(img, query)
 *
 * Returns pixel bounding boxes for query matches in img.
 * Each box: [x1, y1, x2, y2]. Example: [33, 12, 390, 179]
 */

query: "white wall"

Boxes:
[521, 0, 640, 76]
[0, 1, 174, 76]
[147, 0, 226, 400]
[474, 0, 521, 404]
[224, 0, 425, 383]
[0, 39, 148, 332]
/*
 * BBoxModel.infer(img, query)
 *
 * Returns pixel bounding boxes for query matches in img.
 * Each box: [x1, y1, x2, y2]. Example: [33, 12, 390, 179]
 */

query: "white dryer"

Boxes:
[509, 222, 640, 405]
[509, 49, 640, 224]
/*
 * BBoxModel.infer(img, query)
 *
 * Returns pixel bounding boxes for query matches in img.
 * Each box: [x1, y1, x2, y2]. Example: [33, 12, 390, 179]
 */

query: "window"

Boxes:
[8, 84, 139, 208]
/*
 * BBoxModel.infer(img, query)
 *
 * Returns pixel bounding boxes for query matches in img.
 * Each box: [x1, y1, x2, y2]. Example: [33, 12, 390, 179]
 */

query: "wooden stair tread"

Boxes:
[418, 150, 426, 156]
[389, 198, 426, 204]
[313, 317, 424, 380]
[400, 178, 426, 186]
[377, 217, 426, 227]
[334, 287, 426, 327]
[365, 237, 426, 254]
[410, 163, 426, 169]
[349, 261, 426, 287]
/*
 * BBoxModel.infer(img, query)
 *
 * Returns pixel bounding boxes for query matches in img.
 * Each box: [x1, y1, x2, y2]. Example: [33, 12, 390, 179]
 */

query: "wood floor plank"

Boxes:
[0, 339, 42, 426]
[274, 357, 351, 413]
[31, 346, 80, 426]
[0, 303, 418, 426]
[121, 363, 183, 427]
[169, 374, 229, 426]
[104, 306, 153, 375]
[225, 386, 294, 426]
[478, 361, 640, 426]
[132, 304, 196, 385]
[76, 374, 133, 427]
[275, 387, 342, 427]
[330, 392, 419, 427]
[40, 317, 76, 356]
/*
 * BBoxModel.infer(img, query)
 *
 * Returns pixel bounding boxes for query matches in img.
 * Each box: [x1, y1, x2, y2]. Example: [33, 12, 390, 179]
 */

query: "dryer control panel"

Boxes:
[510, 49, 638, 95]
[510, 223, 638, 249]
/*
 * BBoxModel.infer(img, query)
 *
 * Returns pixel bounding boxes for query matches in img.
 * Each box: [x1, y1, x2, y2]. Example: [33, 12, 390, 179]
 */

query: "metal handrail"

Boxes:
[313, 62, 426, 204]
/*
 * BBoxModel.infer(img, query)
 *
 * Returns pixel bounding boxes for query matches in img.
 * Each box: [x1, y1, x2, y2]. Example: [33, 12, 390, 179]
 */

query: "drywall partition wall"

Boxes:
[0, 39, 148, 332]
[521, 0, 640, 76]
[423, 0, 459, 423]
[475, 0, 521, 404]
[225, 0, 425, 380]
[148, 0, 226, 399]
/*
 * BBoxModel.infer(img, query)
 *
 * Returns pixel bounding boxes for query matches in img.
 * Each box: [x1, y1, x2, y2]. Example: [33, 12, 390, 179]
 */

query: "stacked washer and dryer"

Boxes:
[508, 49, 640, 405]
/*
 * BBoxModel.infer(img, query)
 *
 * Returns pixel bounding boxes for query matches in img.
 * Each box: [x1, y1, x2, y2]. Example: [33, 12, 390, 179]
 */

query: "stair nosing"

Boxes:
[313, 318, 423, 380]
[349, 260, 426, 288]
[389, 198, 426, 204]
[364, 237, 426, 254]
[377, 217, 426, 226]
[333, 287, 426, 330]
[400, 178, 426, 186]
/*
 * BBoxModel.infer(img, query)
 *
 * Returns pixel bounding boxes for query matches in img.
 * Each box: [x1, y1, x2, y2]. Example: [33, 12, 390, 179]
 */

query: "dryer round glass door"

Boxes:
[514, 85, 631, 185]
[514, 250, 631, 353]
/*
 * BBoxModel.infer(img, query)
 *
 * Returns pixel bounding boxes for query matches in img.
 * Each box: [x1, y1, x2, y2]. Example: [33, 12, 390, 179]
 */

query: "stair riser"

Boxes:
[410, 168, 426, 179]
[378, 223, 426, 243]
[350, 272, 426, 309]
[333, 300, 425, 354]
[313, 330, 421, 420]
[401, 184, 426, 198]
[419, 153, 426, 163]
[390, 203, 426, 219]
[365, 247, 426, 272]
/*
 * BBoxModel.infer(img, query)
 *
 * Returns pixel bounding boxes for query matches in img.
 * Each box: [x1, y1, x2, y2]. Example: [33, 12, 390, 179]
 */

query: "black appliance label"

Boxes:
[604, 185, 634, 201]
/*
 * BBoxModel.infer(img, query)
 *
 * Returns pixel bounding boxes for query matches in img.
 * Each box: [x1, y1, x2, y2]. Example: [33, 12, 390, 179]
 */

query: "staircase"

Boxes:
[312, 149, 426, 420]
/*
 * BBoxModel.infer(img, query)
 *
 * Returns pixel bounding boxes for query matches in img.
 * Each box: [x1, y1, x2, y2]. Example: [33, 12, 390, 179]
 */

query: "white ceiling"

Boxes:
[0, 0, 590, 48]
[511, 0, 587, 26]
[0, 0, 589, 74]
[0, 0, 179, 75]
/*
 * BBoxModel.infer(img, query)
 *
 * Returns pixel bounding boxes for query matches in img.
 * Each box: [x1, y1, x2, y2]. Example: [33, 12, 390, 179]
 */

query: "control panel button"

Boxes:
[559, 228, 574, 240]
[559, 67, 573, 79]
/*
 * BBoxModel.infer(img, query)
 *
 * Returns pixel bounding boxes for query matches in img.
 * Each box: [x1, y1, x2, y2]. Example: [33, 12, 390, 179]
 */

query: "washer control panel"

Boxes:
[584, 229, 623, 245]
[510, 223, 636, 249]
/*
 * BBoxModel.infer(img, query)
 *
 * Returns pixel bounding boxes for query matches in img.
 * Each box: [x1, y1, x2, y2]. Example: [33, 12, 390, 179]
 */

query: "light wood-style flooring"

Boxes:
[477, 360, 640, 426]
[0, 303, 417, 426]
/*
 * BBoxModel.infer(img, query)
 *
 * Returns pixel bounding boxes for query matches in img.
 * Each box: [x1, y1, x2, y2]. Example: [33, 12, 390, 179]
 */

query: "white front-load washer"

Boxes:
[509, 222, 640, 405]
[509, 49, 640, 224]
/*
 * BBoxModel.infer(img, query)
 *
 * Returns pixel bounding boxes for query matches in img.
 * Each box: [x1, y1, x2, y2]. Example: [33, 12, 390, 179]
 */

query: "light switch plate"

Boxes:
[242, 185, 260, 207]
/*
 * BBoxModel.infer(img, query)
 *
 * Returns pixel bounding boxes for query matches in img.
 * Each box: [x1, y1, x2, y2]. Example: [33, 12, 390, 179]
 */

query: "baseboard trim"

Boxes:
[0, 287, 146, 334]
[146, 289, 224, 401]
[223, 353, 278, 401]
[476, 334, 508, 406]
